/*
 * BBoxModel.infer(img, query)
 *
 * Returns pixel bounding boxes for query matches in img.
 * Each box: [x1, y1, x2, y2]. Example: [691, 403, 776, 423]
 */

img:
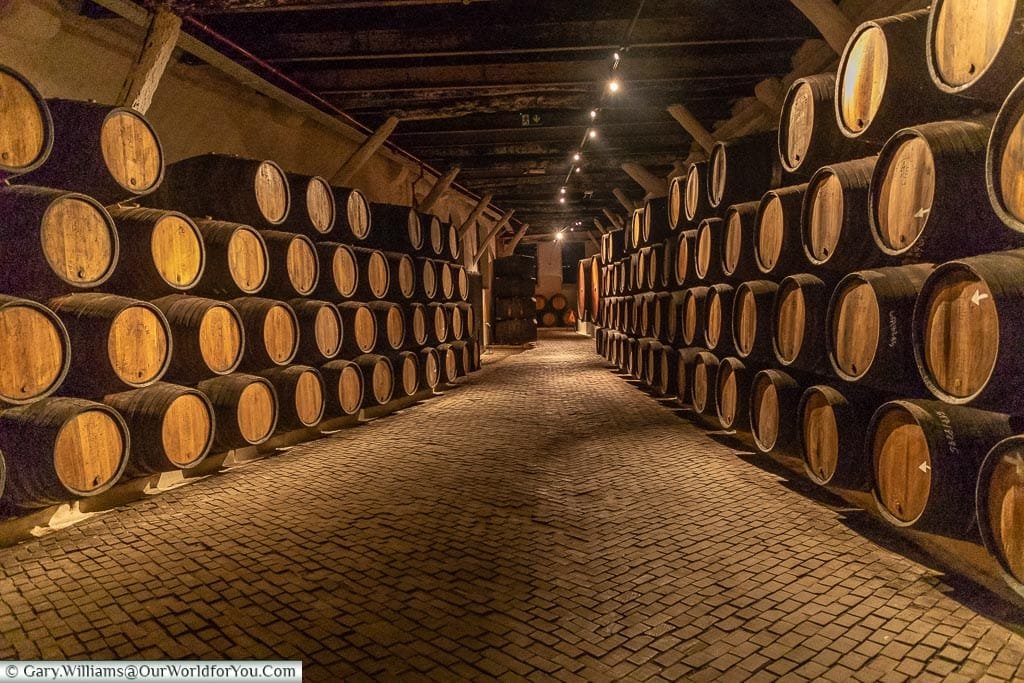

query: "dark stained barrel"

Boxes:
[427, 302, 449, 344]
[0, 397, 129, 507]
[319, 359, 364, 418]
[709, 132, 783, 210]
[331, 186, 372, 242]
[650, 343, 678, 397]
[352, 246, 390, 301]
[754, 184, 808, 276]
[103, 383, 215, 476]
[51, 293, 171, 396]
[418, 347, 442, 391]
[681, 286, 710, 347]
[704, 284, 735, 354]
[869, 399, 1014, 536]
[197, 373, 278, 448]
[732, 280, 779, 363]
[280, 173, 335, 238]
[659, 236, 676, 289]
[835, 10, 974, 144]
[151, 295, 244, 383]
[386, 252, 418, 301]
[749, 369, 801, 455]
[405, 303, 430, 348]
[436, 343, 458, 384]
[388, 351, 421, 398]
[0, 64, 53, 181]
[694, 218, 724, 282]
[419, 258, 439, 301]
[313, 242, 359, 301]
[146, 154, 289, 227]
[228, 297, 299, 370]
[191, 219, 269, 298]
[289, 299, 343, 364]
[0, 296, 70, 407]
[691, 351, 721, 423]
[103, 207, 205, 297]
[673, 230, 696, 287]
[976, 435, 1024, 597]
[455, 264, 470, 302]
[419, 213, 445, 257]
[338, 302, 377, 355]
[684, 161, 713, 224]
[799, 384, 881, 490]
[643, 197, 672, 244]
[367, 203, 423, 252]
[355, 354, 395, 406]
[446, 221, 462, 262]
[0, 186, 118, 297]
[721, 201, 761, 281]
[14, 99, 163, 204]
[675, 347, 706, 408]
[439, 261, 455, 301]
[772, 273, 831, 374]
[871, 118, 1021, 262]
[259, 230, 319, 299]
[259, 365, 325, 431]
[987, 75, 1024, 234]
[668, 175, 687, 230]
[716, 357, 752, 432]
[367, 301, 406, 352]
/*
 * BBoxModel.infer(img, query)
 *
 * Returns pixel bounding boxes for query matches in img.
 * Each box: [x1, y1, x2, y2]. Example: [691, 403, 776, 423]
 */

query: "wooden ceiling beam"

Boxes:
[181, 0, 495, 13]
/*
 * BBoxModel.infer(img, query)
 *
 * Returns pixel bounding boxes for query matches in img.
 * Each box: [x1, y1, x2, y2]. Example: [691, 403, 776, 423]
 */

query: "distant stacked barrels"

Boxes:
[0, 64, 481, 513]
[537, 292, 576, 328]
[491, 255, 537, 344]
[591, 3, 1024, 600]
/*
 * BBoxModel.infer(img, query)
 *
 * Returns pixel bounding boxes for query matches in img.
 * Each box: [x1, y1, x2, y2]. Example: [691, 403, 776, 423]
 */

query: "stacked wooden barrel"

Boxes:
[491, 255, 538, 344]
[0, 65, 481, 513]
[592, 4, 1024, 601]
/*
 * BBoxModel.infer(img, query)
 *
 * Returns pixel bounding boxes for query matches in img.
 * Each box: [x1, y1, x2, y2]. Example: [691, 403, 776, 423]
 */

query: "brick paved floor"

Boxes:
[0, 331, 1022, 681]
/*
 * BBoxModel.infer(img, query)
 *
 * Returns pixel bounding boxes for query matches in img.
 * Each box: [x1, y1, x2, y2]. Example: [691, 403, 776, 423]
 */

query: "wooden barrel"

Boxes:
[337, 301, 377, 355]
[191, 219, 269, 298]
[103, 382, 215, 476]
[355, 354, 395, 406]
[681, 286, 710, 346]
[331, 187, 372, 242]
[869, 399, 1015, 535]
[642, 339, 661, 388]
[388, 351, 421, 397]
[643, 197, 672, 244]
[436, 343, 459, 383]
[0, 64, 53, 181]
[418, 347, 441, 390]
[652, 343, 678, 398]
[385, 252, 418, 301]
[455, 265, 470, 302]
[684, 161, 713, 224]
[913, 250, 1024, 411]
[672, 230, 696, 287]
[280, 173, 335, 237]
[539, 309, 558, 329]
[799, 384, 879, 489]
[651, 292, 671, 343]
[836, 10, 974, 145]
[926, 0, 1024, 104]
[418, 213, 445, 257]
[447, 222, 462, 262]
[457, 302, 475, 340]
[578, 257, 593, 322]
[102, 207, 205, 297]
[778, 73, 876, 178]
[319, 359, 364, 417]
[640, 293, 657, 337]
[367, 203, 423, 252]
[709, 132, 783, 210]
[439, 261, 455, 301]
[676, 347, 706, 407]
[405, 303, 429, 348]
[976, 435, 1024, 596]
[772, 274, 830, 374]
[691, 351, 721, 421]
[427, 302, 449, 343]
[0, 186, 118, 297]
[51, 293, 171, 395]
[419, 258, 439, 301]
[258, 365, 324, 431]
[0, 397, 129, 507]
[196, 373, 278, 448]
[146, 154, 289, 227]
[0, 296, 69, 406]
[647, 243, 662, 291]
[828, 264, 932, 393]
[803, 157, 886, 272]
[716, 357, 751, 432]
[668, 175, 687, 230]
[604, 229, 626, 264]
[704, 284, 735, 353]
[151, 295, 244, 383]
[550, 294, 568, 312]
[754, 184, 808, 276]
[629, 209, 644, 250]
[15, 99, 163, 204]
[694, 218, 724, 282]
[367, 301, 405, 352]
[259, 230, 319, 299]
[659, 236, 676, 290]
[749, 369, 801, 455]
[871, 118, 1021, 262]
[289, 299, 343, 364]
[228, 297, 299, 370]
[314, 242, 359, 301]
[664, 291, 686, 345]
[986, 77, 1024, 233]
[351, 246, 390, 301]
[733, 280, 779, 363]
[721, 202, 760, 281]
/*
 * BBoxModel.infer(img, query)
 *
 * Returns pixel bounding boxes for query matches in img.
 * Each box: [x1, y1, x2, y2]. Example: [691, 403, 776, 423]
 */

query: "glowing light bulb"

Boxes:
[590, 110, 597, 119]
[608, 79, 621, 93]
[589, 129, 597, 139]
[573, 153, 581, 162]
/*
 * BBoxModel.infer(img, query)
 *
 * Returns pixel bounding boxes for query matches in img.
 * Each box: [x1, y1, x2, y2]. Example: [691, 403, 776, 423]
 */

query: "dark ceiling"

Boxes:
[165, 0, 819, 234]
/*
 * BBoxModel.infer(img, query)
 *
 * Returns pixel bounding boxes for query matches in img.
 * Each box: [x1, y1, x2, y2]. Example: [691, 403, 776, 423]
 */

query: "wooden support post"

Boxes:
[613, 188, 637, 213]
[500, 222, 530, 256]
[789, 0, 857, 54]
[116, 5, 181, 114]
[331, 116, 399, 185]
[473, 210, 515, 268]
[586, 231, 601, 250]
[417, 165, 461, 213]
[602, 208, 625, 230]
[621, 163, 669, 198]
[713, 100, 773, 140]
[592, 218, 608, 234]
[666, 103, 716, 153]
[458, 192, 493, 238]
[754, 77, 788, 117]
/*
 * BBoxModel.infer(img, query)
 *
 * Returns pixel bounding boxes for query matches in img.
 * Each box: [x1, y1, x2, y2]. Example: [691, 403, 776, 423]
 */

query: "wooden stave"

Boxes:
[803, 156, 888, 272]
[732, 280, 779, 364]
[312, 242, 359, 301]
[144, 154, 289, 228]
[258, 365, 325, 431]
[748, 369, 802, 455]
[259, 230, 320, 299]
[196, 373, 279, 449]
[151, 294, 244, 384]
[754, 184, 809, 278]
[102, 382, 215, 476]
[191, 219, 269, 299]
[278, 173, 336, 238]
[228, 297, 299, 371]
[13, 99, 164, 204]
[835, 10, 976, 145]
[354, 353, 395, 406]
[50, 293, 172, 396]
[102, 207, 206, 298]
[868, 399, 1016, 536]
[871, 118, 1023, 261]
[709, 132, 784, 210]
[0, 64, 54, 181]
[319, 359, 364, 418]
[288, 298, 343, 365]
[798, 384, 882, 490]
[771, 273, 832, 375]
[0, 397, 130, 508]
[0, 185, 119, 297]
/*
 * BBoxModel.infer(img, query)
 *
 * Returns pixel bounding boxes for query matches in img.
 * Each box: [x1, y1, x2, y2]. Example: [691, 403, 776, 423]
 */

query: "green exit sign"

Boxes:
[520, 113, 543, 127]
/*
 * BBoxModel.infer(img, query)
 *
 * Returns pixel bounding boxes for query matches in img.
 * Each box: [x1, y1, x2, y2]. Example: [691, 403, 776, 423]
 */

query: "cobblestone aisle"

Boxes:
[0, 331, 1021, 681]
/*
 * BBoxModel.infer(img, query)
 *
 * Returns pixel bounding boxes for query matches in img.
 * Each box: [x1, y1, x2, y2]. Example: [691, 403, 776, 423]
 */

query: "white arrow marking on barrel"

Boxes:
[971, 290, 990, 306]
[915, 208, 930, 219]
[919, 462, 931, 473]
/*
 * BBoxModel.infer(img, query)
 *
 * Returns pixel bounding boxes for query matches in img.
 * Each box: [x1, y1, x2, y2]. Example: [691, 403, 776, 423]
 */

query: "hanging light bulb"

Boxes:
[560, 187, 567, 194]
[573, 153, 581, 162]
[589, 129, 597, 139]
[590, 110, 597, 119]
[608, 78, 621, 94]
